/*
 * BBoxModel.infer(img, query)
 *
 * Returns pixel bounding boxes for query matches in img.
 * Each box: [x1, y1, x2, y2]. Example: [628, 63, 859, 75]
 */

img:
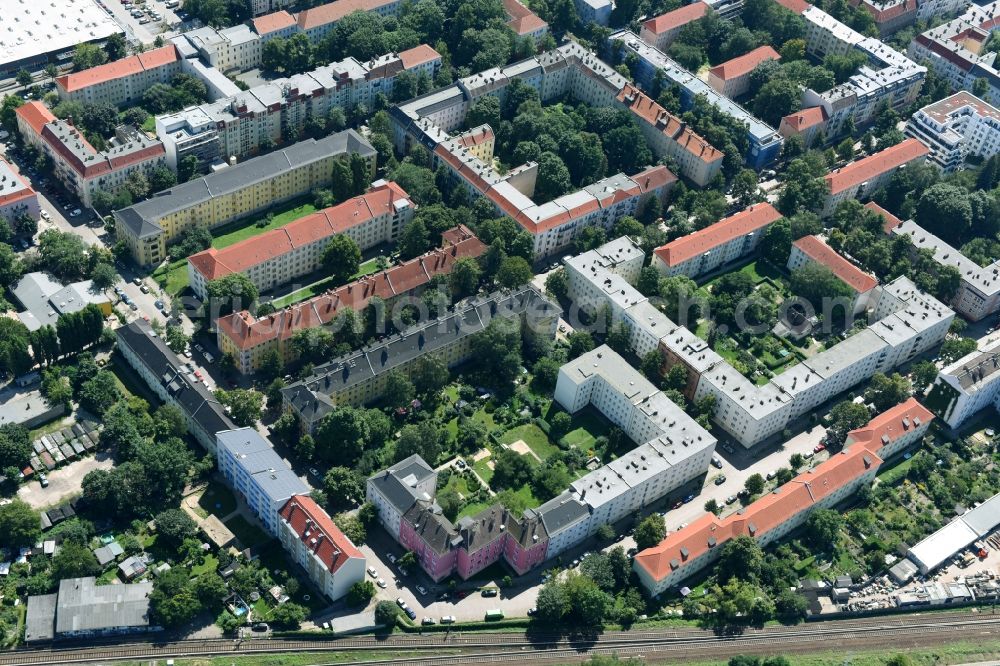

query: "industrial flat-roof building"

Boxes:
[0, 0, 122, 77]
[908, 492, 1000, 573]
[11, 272, 112, 332]
[25, 577, 157, 643]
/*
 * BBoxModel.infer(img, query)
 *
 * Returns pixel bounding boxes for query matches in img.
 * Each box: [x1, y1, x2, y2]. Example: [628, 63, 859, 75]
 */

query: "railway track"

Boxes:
[2, 609, 998, 665]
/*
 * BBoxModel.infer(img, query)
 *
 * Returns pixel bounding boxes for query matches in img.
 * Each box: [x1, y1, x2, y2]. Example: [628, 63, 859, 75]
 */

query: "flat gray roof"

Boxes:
[54, 577, 153, 636]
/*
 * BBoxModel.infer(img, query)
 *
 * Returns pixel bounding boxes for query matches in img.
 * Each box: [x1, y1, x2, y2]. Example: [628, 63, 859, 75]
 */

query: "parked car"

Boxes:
[527, 607, 537, 616]
[367, 566, 377, 578]
[251, 623, 269, 632]
[766, 471, 777, 480]
[481, 587, 498, 597]
[388, 553, 397, 564]
[711, 455, 723, 469]
[682, 494, 695, 503]
[421, 617, 436, 626]
[714, 475, 727, 485]
[813, 443, 827, 453]
[416, 585, 427, 596]
[440, 615, 455, 624]
[396, 597, 406, 608]
[38, 473, 48, 488]
[725, 495, 738, 504]
[405, 608, 417, 620]
[140, 285, 150, 294]
[377, 578, 387, 588]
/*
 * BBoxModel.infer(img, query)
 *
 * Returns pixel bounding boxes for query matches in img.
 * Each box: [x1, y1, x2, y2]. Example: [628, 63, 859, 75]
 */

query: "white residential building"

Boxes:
[216, 428, 309, 537]
[821, 138, 930, 216]
[928, 338, 1000, 429]
[565, 237, 953, 447]
[905, 92, 1000, 171]
[891, 219, 1000, 321]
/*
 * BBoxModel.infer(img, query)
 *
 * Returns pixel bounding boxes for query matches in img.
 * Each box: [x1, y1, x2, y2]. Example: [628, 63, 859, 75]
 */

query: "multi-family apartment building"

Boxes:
[927, 338, 1000, 428]
[574, 0, 613, 24]
[54, 45, 183, 108]
[639, 2, 709, 51]
[634, 397, 932, 593]
[188, 181, 415, 300]
[821, 138, 930, 215]
[502, 0, 550, 42]
[277, 495, 366, 602]
[566, 237, 953, 447]
[787, 235, 877, 314]
[14, 102, 166, 209]
[847, 0, 917, 36]
[843, 397, 933, 460]
[216, 226, 487, 374]
[797, 5, 925, 138]
[905, 92, 1000, 171]
[367, 345, 714, 582]
[652, 203, 783, 279]
[610, 30, 784, 169]
[909, 1, 1000, 107]
[0, 157, 39, 224]
[282, 286, 560, 431]
[114, 131, 375, 266]
[115, 320, 236, 453]
[175, 25, 264, 74]
[156, 45, 440, 169]
[616, 85, 725, 186]
[779, 106, 829, 147]
[392, 43, 689, 258]
[890, 218, 1000, 321]
[216, 427, 309, 537]
[707, 46, 781, 99]
[634, 442, 883, 593]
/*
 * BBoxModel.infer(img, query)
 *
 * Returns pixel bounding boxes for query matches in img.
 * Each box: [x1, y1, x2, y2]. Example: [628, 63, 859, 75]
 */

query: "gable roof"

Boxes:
[825, 139, 930, 195]
[634, 445, 881, 584]
[55, 45, 178, 93]
[642, 2, 708, 35]
[709, 45, 780, 81]
[654, 202, 782, 267]
[279, 495, 364, 573]
[864, 201, 903, 233]
[846, 397, 933, 454]
[780, 106, 828, 132]
[252, 10, 296, 34]
[14, 101, 57, 136]
[792, 235, 877, 293]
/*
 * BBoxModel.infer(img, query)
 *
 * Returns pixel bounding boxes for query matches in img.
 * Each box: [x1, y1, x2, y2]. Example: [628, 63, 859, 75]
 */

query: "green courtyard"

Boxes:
[151, 198, 319, 297]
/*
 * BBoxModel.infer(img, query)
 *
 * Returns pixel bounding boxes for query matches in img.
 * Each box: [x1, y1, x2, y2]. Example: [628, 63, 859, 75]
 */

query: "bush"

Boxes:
[347, 580, 376, 607]
[374, 600, 400, 626]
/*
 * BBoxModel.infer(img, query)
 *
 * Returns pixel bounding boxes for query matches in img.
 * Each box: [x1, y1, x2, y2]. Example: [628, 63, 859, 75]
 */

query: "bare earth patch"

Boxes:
[508, 439, 541, 463]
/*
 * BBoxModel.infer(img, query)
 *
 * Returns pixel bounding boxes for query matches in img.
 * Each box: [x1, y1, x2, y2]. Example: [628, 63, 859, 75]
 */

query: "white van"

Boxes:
[203, 351, 215, 363]
[440, 615, 455, 624]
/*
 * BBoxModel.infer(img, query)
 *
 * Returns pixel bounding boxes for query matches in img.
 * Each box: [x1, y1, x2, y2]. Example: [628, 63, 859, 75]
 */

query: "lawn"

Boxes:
[197, 481, 237, 518]
[546, 405, 612, 453]
[210, 200, 317, 249]
[224, 515, 271, 549]
[190, 552, 219, 578]
[472, 456, 494, 485]
[269, 258, 382, 309]
[151, 258, 190, 297]
[498, 423, 558, 460]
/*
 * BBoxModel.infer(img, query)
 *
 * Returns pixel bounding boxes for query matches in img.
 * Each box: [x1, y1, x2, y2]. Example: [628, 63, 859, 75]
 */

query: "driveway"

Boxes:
[18, 452, 114, 509]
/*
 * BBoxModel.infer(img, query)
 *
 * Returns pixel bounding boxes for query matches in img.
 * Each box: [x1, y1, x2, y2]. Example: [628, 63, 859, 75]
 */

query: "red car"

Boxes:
[194, 371, 203, 380]
[813, 443, 827, 453]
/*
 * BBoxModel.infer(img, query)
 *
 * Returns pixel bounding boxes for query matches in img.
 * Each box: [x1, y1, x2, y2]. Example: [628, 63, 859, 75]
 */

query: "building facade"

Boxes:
[0, 157, 39, 224]
[114, 131, 375, 266]
[216, 428, 309, 537]
[707, 46, 781, 99]
[927, 338, 1000, 429]
[188, 181, 415, 300]
[787, 234, 877, 314]
[639, 2, 709, 51]
[281, 286, 560, 430]
[821, 138, 930, 216]
[278, 495, 366, 601]
[905, 92, 1000, 171]
[216, 226, 486, 374]
[54, 45, 182, 108]
[14, 102, 167, 209]
[652, 203, 783, 279]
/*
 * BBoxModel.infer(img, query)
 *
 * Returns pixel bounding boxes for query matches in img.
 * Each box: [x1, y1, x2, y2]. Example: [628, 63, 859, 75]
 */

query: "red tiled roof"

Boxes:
[0, 159, 35, 208]
[850, 0, 916, 22]
[642, 2, 708, 35]
[55, 45, 178, 93]
[780, 106, 828, 133]
[654, 202, 782, 267]
[457, 126, 495, 149]
[189, 181, 412, 281]
[709, 46, 780, 81]
[792, 235, 877, 293]
[279, 495, 364, 574]
[635, 446, 881, 584]
[296, 0, 398, 30]
[772, 0, 810, 14]
[217, 226, 486, 350]
[864, 201, 903, 234]
[398, 44, 442, 70]
[503, 0, 548, 35]
[846, 398, 933, 454]
[252, 10, 296, 34]
[616, 84, 723, 165]
[825, 139, 929, 195]
[14, 101, 56, 137]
